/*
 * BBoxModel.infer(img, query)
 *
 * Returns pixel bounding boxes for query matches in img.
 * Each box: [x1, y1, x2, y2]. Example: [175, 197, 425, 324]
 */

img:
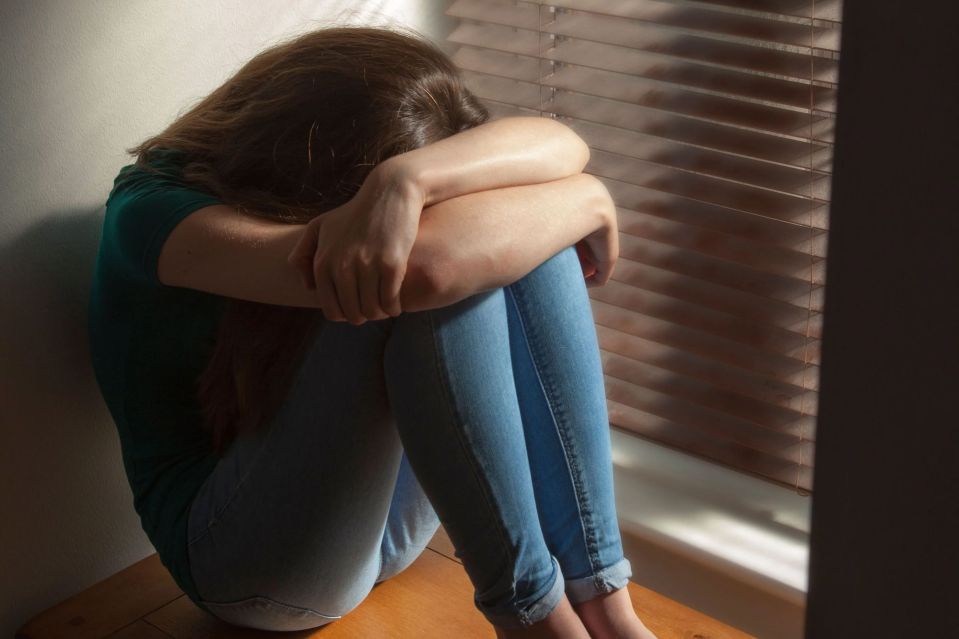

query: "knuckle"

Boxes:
[377, 256, 399, 273]
[356, 251, 375, 269]
[380, 249, 404, 265]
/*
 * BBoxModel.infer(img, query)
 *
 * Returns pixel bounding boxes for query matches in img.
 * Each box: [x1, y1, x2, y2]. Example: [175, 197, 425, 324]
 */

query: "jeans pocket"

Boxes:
[199, 594, 341, 632]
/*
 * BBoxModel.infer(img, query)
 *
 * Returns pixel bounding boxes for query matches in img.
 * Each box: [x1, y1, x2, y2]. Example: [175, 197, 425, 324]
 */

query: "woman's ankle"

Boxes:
[572, 587, 659, 639]
[493, 594, 590, 639]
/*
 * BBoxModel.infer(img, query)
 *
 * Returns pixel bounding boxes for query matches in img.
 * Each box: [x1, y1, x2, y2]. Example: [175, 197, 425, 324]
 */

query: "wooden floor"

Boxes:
[17, 527, 753, 638]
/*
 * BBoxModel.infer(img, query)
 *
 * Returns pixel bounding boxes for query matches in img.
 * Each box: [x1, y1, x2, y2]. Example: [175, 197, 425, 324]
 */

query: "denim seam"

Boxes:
[199, 593, 343, 620]
[424, 306, 526, 622]
[507, 271, 603, 581]
[487, 554, 565, 629]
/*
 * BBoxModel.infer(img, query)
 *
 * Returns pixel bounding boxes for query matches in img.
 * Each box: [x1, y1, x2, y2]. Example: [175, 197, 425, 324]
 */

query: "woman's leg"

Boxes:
[383, 280, 567, 630]
[375, 449, 442, 584]
[380, 245, 627, 631]
[502, 244, 631, 603]
[503, 246, 656, 639]
[186, 244, 630, 634]
[186, 317, 436, 632]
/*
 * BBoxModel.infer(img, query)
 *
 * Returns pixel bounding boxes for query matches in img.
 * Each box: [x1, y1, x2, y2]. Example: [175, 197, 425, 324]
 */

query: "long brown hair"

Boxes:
[128, 25, 490, 455]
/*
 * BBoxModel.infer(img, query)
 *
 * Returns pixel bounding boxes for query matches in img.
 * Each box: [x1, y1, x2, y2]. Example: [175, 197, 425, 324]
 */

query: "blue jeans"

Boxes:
[186, 244, 631, 631]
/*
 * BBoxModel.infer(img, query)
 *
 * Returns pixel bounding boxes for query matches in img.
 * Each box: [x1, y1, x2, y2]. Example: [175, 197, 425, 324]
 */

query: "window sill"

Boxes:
[611, 428, 810, 607]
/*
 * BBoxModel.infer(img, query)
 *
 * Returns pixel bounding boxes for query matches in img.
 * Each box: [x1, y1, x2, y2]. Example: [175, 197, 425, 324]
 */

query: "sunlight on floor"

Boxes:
[647, 511, 808, 593]
[611, 429, 811, 604]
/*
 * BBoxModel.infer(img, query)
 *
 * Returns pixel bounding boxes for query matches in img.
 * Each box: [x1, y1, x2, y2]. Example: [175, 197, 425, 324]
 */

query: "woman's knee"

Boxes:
[522, 244, 583, 289]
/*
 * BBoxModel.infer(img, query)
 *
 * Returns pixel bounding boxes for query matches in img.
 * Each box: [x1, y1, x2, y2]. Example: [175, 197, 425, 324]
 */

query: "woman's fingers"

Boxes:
[574, 241, 597, 279]
[333, 260, 364, 325]
[581, 230, 618, 288]
[379, 255, 404, 318]
[313, 254, 346, 322]
[358, 262, 389, 321]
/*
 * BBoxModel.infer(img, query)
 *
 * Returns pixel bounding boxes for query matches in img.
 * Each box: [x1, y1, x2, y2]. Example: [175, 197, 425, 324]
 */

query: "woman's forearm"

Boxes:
[384, 116, 591, 207]
[408, 172, 612, 311]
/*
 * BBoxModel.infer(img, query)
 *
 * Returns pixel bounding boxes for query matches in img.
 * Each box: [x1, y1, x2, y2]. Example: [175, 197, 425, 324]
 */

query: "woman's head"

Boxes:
[130, 25, 490, 455]
[132, 24, 489, 221]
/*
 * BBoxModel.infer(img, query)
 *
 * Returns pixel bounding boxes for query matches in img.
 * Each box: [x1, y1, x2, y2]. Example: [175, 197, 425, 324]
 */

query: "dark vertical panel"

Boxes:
[805, 1, 959, 637]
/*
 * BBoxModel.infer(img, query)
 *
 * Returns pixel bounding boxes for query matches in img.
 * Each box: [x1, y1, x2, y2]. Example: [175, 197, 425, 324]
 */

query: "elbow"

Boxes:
[545, 117, 591, 174]
[568, 128, 591, 173]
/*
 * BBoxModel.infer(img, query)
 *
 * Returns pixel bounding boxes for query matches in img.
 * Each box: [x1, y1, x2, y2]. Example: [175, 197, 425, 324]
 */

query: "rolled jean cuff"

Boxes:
[564, 557, 633, 605]
[480, 555, 566, 629]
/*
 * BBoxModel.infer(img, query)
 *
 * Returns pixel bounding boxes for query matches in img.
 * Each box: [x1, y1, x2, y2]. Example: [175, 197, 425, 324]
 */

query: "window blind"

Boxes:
[444, 0, 842, 494]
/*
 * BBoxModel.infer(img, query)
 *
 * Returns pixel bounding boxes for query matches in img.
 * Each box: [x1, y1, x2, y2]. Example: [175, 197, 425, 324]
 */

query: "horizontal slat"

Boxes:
[446, 1, 840, 82]
[611, 257, 823, 337]
[617, 207, 827, 275]
[568, 115, 832, 201]
[479, 96, 834, 171]
[591, 278, 821, 362]
[616, 233, 824, 311]
[605, 375, 812, 460]
[588, 149, 829, 224]
[589, 297, 820, 385]
[686, 0, 842, 23]
[602, 350, 817, 437]
[595, 323, 819, 413]
[608, 401, 814, 491]
[455, 59, 835, 143]
[450, 35, 836, 112]
[606, 177, 829, 258]
[551, 13, 839, 83]
[535, 0, 841, 51]
[539, 59, 834, 137]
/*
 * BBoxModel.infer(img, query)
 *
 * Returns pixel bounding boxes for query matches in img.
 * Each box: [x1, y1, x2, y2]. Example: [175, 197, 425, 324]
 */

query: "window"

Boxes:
[445, 0, 842, 494]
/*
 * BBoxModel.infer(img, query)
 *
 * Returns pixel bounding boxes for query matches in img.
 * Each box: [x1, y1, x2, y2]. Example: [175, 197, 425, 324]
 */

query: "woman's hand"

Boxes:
[574, 181, 619, 288]
[286, 162, 425, 324]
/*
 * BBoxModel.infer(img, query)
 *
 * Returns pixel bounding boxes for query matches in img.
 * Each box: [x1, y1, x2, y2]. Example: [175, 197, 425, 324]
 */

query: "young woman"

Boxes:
[88, 25, 658, 639]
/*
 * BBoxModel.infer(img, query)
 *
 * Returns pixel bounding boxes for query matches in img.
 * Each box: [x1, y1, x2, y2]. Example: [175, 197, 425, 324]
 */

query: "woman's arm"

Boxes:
[158, 203, 444, 311]
[415, 171, 614, 309]
[284, 118, 590, 322]
[385, 116, 591, 207]
[157, 173, 612, 313]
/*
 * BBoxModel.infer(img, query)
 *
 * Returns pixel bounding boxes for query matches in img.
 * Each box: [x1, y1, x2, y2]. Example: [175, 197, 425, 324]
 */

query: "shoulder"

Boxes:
[108, 149, 199, 202]
[101, 149, 224, 286]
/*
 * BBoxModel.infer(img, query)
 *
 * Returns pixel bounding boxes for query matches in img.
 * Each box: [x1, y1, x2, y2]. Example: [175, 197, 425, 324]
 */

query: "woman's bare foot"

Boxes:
[493, 593, 591, 639]
[572, 587, 658, 639]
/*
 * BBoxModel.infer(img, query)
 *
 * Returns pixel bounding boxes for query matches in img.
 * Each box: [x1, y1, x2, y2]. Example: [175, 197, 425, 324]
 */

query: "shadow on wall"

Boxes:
[0, 207, 151, 636]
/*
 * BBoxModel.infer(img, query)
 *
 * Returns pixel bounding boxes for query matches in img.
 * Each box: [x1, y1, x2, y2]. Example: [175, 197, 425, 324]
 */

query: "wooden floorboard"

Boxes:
[105, 620, 175, 639]
[145, 550, 489, 638]
[15, 554, 183, 639]
[427, 528, 753, 639]
[18, 526, 754, 638]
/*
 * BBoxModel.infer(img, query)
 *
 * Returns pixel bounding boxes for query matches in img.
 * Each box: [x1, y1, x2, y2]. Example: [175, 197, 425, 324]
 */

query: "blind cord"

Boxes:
[796, 0, 817, 498]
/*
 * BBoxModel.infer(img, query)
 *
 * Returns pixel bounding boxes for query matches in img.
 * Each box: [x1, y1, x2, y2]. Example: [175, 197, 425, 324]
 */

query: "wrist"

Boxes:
[375, 155, 429, 210]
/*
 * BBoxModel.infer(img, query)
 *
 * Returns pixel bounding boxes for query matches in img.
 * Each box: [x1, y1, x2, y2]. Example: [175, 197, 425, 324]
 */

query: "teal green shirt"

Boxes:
[87, 150, 226, 610]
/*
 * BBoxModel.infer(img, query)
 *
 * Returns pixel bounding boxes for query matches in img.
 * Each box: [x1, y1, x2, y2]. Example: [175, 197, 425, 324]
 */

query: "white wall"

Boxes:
[0, 2, 453, 635]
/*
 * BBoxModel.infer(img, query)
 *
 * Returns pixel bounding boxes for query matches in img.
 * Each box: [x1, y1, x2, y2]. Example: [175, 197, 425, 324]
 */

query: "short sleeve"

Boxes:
[102, 156, 223, 287]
